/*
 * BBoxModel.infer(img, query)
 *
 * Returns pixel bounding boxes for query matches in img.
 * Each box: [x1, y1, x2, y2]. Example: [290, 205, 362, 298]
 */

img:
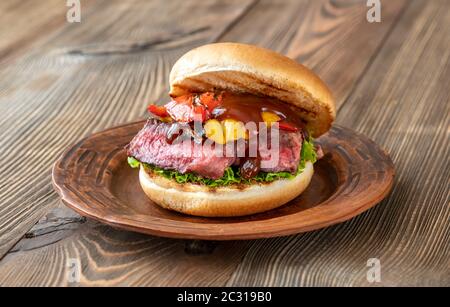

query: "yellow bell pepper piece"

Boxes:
[204, 119, 226, 144]
[261, 111, 281, 126]
[222, 119, 248, 142]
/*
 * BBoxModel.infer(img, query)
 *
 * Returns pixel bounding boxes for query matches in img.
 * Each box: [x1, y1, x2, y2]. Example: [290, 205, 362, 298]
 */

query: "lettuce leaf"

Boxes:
[301, 136, 317, 165]
[127, 157, 140, 168]
[129, 137, 318, 187]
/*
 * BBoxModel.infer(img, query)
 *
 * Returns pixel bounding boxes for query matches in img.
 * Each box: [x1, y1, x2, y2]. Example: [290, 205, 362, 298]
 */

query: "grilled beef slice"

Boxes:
[127, 119, 303, 179]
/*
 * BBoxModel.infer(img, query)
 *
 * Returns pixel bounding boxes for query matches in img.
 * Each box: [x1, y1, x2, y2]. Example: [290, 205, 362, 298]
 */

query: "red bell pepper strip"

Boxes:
[147, 104, 168, 117]
[199, 92, 223, 111]
[193, 105, 208, 122]
[165, 100, 192, 122]
[278, 121, 299, 132]
[165, 98, 209, 123]
[161, 92, 221, 123]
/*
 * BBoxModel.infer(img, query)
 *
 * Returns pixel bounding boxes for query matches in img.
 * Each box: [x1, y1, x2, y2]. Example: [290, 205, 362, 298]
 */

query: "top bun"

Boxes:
[169, 43, 335, 137]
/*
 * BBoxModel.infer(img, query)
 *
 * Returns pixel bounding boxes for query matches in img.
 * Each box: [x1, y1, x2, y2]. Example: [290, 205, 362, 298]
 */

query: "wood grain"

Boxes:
[0, 0, 254, 258]
[219, 0, 408, 105]
[0, 0, 64, 64]
[0, 0, 448, 287]
[227, 0, 450, 287]
[0, 205, 251, 287]
[0, 0, 100, 65]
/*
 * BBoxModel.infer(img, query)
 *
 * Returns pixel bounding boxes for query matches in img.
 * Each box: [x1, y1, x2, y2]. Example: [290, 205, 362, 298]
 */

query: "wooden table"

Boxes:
[0, 0, 448, 287]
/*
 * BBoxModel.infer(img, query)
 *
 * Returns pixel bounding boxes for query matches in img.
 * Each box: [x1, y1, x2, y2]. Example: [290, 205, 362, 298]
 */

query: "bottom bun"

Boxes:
[139, 162, 314, 217]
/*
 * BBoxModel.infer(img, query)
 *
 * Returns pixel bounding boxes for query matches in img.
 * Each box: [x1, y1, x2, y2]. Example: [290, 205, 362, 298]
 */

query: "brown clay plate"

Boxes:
[52, 121, 395, 240]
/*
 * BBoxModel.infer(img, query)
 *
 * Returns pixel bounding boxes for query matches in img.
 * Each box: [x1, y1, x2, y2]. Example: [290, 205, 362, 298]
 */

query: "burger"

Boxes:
[126, 43, 335, 217]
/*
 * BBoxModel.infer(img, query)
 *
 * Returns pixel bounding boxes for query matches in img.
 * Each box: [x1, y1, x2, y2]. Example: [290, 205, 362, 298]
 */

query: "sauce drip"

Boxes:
[165, 123, 184, 144]
[239, 157, 261, 179]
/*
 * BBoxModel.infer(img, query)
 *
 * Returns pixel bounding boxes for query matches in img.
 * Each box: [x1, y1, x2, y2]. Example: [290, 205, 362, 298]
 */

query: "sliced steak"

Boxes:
[259, 130, 303, 173]
[127, 120, 235, 179]
[127, 119, 303, 179]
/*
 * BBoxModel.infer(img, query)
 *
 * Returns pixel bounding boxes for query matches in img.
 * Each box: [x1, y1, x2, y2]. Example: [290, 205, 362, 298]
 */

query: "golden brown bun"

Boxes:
[169, 43, 335, 137]
[139, 162, 314, 217]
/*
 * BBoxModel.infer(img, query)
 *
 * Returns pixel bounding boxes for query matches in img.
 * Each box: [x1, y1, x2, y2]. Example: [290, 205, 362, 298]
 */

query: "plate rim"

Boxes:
[52, 121, 395, 240]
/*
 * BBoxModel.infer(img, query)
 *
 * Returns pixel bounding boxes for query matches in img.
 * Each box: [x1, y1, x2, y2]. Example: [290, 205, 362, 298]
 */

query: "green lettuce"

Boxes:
[300, 136, 317, 165]
[128, 138, 318, 187]
[127, 156, 140, 169]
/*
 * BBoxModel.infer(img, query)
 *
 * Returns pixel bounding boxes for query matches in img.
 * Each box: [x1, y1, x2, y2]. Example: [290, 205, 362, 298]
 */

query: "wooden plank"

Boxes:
[0, 205, 251, 286]
[227, 0, 450, 286]
[0, 0, 422, 287]
[0, 0, 98, 65]
[0, 1, 410, 285]
[0, 0, 254, 260]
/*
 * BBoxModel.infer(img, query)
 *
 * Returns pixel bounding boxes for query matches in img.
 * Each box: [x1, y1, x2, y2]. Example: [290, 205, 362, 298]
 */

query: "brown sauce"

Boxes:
[239, 157, 261, 179]
[214, 93, 306, 129]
